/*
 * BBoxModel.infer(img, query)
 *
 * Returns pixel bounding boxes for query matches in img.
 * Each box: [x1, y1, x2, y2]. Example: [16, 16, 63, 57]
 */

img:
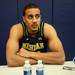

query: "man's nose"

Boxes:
[33, 17, 37, 22]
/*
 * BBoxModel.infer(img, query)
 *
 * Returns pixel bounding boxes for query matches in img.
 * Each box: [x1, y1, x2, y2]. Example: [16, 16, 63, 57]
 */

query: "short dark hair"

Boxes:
[23, 3, 40, 16]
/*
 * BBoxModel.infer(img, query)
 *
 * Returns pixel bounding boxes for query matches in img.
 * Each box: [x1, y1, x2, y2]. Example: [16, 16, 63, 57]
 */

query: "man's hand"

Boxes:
[17, 48, 30, 58]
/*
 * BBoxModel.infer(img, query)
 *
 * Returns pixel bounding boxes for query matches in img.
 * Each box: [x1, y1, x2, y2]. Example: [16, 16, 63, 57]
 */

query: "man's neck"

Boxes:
[28, 29, 38, 37]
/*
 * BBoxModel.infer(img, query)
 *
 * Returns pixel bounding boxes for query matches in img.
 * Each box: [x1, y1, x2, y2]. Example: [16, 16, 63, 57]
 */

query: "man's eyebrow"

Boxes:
[36, 14, 40, 15]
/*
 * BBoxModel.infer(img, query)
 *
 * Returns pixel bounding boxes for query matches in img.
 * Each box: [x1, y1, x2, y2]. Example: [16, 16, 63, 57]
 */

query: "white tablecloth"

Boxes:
[0, 61, 75, 75]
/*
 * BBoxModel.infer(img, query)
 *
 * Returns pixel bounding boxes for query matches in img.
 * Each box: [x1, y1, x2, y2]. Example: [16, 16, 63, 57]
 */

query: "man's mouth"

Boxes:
[32, 24, 38, 28]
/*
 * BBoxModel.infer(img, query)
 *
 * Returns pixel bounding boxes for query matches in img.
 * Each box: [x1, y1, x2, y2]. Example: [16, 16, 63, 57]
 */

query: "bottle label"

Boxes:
[36, 70, 44, 75]
[24, 70, 31, 75]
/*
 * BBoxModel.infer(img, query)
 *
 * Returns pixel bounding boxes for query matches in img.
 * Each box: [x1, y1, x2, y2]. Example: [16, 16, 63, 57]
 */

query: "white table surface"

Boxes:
[0, 61, 75, 75]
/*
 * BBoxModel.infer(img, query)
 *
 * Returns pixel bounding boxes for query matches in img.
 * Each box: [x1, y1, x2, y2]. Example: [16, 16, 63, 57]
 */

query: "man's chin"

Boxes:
[32, 28, 38, 31]
[32, 28, 38, 32]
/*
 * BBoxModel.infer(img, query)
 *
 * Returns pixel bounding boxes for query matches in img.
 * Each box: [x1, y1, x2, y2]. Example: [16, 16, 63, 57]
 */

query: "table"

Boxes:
[0, 61, 75, 75]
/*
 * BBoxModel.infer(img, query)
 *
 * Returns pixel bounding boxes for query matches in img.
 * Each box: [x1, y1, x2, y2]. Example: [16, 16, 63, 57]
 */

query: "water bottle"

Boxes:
[36, 60, 44, 75]
[23, 60, 32, 75]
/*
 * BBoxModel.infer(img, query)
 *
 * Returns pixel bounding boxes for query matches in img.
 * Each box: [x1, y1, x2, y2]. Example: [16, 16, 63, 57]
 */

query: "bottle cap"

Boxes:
[25, 60, 29, 64]
[38, 60, 42, 64]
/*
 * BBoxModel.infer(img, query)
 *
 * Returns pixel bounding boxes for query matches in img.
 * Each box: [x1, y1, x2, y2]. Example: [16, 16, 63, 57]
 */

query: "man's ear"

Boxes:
[22, 16, 25, 22]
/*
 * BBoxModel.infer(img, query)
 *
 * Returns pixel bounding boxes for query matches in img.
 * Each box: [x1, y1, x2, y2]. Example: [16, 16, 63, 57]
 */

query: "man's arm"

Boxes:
[6, 24, 37, 67]
[31, 23, 65, 64]
[18, 23, 65, 64]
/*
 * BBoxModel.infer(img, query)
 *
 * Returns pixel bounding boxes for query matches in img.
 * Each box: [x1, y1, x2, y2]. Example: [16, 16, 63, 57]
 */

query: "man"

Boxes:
[6, 3, 65, 66]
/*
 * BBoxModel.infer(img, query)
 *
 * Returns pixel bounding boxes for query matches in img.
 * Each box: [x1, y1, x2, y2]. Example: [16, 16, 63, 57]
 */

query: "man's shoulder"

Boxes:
[44, 23, 55, 30]
[10, 23, 23, 39]
[11, 23, 22, 30]
[43, 23, 57, 38]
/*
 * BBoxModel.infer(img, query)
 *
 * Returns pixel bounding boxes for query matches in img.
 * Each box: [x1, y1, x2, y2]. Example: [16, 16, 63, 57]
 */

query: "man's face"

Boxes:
[23, 8, 41, 32]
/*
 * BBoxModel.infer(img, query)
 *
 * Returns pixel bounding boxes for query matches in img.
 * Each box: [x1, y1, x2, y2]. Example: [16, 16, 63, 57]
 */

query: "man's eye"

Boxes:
[28, 15, 33, 19]
[36, 15, 40, 19]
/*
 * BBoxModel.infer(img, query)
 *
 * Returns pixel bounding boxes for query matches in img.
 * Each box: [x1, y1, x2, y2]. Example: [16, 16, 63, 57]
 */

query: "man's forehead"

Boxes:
[25, 8, 40, 15]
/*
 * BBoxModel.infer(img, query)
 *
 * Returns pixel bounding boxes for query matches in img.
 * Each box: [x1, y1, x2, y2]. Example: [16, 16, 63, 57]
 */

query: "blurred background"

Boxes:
[0, 0, 75, 65]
